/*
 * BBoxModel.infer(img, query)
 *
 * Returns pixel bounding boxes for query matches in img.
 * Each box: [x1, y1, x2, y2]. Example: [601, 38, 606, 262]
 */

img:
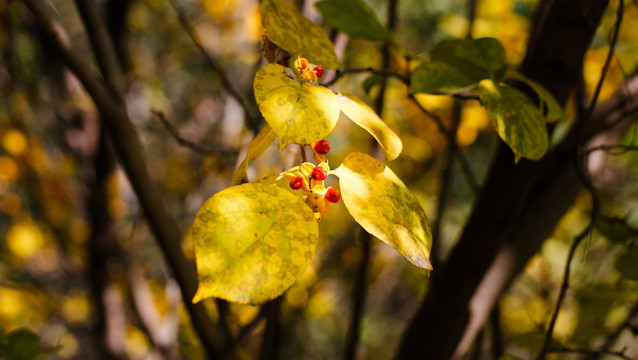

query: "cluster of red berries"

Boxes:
[287, 139, 340, 204]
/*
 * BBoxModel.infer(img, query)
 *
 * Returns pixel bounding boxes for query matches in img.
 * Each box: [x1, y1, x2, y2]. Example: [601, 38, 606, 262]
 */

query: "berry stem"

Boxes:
[299, 144, 308, 163]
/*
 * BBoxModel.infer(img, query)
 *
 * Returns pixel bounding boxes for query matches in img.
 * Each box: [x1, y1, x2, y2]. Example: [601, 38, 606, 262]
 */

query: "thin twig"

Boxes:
[168, 0, 260, 134]
[343, 230, 372, 360]
[21, 1, 227, 356]
[585, 144, 638, 155]
[408, 93, 480, 192]
[547, 345, 633, 360]
[538, 4, 625, 357]
[583, 0, 624, 123]
[322, 67, 408, 87]
[74, 0, 126, 98]
[536, 187, 600, 360]
[151, 110, 233, 155]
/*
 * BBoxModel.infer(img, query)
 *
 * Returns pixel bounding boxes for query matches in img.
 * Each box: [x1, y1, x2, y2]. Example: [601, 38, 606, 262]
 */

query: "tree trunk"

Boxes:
[396, 0, 609, 358]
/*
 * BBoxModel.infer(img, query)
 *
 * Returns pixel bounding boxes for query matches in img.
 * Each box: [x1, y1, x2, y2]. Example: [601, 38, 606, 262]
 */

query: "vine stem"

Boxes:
[537, 3, 624, 358]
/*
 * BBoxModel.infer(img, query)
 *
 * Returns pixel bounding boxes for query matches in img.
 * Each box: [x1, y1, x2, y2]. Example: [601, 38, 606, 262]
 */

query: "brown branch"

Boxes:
[168, 0, 260, 134]
[321, 67, 408, 87]
[547, 346, 633, 360]
[585, 72, 638, 139]
[585, 144, 638, 155]
[74, 0, 126, 97]
[21, 1, 227, 356]
[343, 230, 372, 360]
[151, 110, 233, 155]
[408, 93, 480, 192]
[582, 0, 625, 123]
[539, 4, 624, 356]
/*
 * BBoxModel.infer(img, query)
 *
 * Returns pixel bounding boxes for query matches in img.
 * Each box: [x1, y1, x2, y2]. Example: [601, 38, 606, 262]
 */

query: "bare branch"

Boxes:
[74, 0, 126, 97]
[547, 345, 634, 360]
[321, 67, 408, 87]
[21, 1, 227, 356]
[537, 153, 601, 360]
[168, 0, 260, 133]
[151, 110, 234, 155]
[585, 144, 638, 155]
[408, 93, 480, 192]
[583, 0, 625, 123]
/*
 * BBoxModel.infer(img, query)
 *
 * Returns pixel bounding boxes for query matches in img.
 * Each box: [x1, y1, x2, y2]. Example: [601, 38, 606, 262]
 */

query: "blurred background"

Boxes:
[1, 0, 637, 358]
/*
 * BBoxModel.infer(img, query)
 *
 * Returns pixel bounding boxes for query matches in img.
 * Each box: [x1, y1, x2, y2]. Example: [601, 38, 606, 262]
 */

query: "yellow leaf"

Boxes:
[337, 93, 403, 161]
[261, 0, 340, 69]
[333, 152, 432, 269]
[192, 183, 318, 304]
[233, 125, 276, 185]
[254, 64, 340, 150]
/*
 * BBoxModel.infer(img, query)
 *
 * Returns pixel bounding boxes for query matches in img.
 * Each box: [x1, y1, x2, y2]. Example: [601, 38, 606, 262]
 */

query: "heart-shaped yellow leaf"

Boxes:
[192, 183, 318, 304]
[254, 64, 340, 150]
[333, 152, 432, 269]
[337, 93, 402, 161]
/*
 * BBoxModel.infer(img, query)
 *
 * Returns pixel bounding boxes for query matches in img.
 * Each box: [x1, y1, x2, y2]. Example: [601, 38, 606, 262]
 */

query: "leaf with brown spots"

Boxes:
[261, 0, 340, 69]
[254, 64, 340, 150]
[333, 152, 433, 270]
[192, 183, 318, 304]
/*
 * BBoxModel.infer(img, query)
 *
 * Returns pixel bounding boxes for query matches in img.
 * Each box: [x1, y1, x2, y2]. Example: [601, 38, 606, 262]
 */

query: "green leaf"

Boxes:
[337, 93, 402, 161]
[596, 216, 635, 243]
[478, 79, 548, 161]
[192, 183, 318, 304]
[315, 0, 392, 41]
[615, 249, 638, 281]
[361, 73, 384, 94]
[504, 69, 564, 122]
[333, 152, 432, 269]
[0, 328, 42, 360]
[261, 0, 340, 69]
[431, 37, 506, 81]
[409, 61, 477, 94]
[254, 64, 340, 150]
[233, 125, 277, 185]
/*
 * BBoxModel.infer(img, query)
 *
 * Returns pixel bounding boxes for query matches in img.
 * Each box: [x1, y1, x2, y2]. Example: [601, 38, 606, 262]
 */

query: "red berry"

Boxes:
[313, 66, 324, 78]
[311, 166, 327, 181]
[289, 176, 304, 190]
[325, 188, 340, 203]
[314, 139, 330, 154]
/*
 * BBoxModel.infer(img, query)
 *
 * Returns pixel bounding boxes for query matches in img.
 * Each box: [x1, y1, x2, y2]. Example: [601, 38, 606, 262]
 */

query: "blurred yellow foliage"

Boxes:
[56, 332, 80, 358]
[0, 192, 22, 215]
[6, 221, 45, 259]
[60, 290, 91, 324]
[205, 0, 238, 21]
[0, 286, 28, 324]
[125, 325, 151, 359]
[457, 102, 492, 146]
[437, 13, 469, 38]
[0, 156, 18, 182]
[584, 49, 624, 102]
[2, 129, 29, 157]
[285, 284, 309, 308]
[69, 218, 90, 245]
[230, 303, 260, 326]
